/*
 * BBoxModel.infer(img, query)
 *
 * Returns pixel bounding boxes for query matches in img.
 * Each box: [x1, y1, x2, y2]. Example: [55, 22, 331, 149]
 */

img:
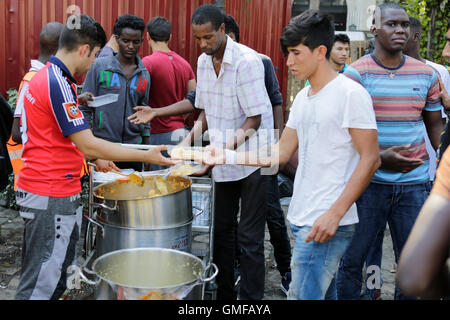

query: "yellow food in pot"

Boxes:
[96, 176, 191, 200]
[128, 173, 144, 185]
[155, 176, 169, 195]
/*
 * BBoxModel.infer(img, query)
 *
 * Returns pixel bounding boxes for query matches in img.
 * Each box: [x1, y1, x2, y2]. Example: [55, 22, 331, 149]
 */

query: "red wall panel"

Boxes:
[1, 0, 292, 113]
[0, 0, 6, 98]
[226, 0, 292, 116]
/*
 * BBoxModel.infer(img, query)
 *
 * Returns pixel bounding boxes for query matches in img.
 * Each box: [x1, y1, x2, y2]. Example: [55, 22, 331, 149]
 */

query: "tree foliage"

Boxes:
[401, 0, 449, 65]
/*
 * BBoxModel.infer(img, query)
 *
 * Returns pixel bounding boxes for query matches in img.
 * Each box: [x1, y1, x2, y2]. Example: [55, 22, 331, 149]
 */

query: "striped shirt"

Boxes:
[195, 36, 274, 182]
[345, 54, 442, 184]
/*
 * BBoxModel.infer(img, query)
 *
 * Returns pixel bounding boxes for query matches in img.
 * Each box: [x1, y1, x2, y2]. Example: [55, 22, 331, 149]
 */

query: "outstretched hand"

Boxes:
[128, 106, 157, 125]
[187, 146, 224, 177]
[146, 145, 183, 166]
[202, 145, 227, 166]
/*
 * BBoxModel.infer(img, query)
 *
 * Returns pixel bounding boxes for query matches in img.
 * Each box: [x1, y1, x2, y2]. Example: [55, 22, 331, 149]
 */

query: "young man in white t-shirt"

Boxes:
[198, 10, 381, 300]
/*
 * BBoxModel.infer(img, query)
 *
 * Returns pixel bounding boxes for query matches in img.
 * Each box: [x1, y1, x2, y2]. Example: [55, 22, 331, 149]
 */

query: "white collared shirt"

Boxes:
[195, 36, 274, 182]
[286, 75, 377, 227]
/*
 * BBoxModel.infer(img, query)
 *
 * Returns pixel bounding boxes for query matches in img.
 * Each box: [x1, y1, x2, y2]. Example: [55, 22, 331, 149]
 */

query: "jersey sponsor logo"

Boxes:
[63, 102, 85, 126]
[25, 89, 36, 105]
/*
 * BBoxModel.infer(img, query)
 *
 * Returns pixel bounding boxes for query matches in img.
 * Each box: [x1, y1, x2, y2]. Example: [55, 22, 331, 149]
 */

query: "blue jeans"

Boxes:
[288, 224, 355, 300]
[336, 182, 431, 300]
[149, 128, 187, 171]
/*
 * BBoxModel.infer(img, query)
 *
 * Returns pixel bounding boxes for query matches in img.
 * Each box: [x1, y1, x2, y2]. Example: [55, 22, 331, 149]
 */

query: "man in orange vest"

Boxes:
[8, 22, 64, 191]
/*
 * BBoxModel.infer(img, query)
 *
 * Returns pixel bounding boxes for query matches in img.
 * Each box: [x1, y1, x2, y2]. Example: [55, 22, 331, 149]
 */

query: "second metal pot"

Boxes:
[80, 247, 218, 300]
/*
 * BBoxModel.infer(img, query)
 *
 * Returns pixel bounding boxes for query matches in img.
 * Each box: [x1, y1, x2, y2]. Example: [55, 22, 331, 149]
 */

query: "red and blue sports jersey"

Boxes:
[18, 56, 90, 197]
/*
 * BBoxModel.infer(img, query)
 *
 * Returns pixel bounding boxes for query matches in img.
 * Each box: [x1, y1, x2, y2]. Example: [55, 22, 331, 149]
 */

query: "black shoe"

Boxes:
[280, 272, 291, 296]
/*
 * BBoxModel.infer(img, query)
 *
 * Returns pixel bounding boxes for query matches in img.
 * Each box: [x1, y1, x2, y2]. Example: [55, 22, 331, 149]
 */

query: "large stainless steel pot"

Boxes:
[86, 174, 201, 263]
[92, 175, 193, 228]
[80, 248, 218, 300]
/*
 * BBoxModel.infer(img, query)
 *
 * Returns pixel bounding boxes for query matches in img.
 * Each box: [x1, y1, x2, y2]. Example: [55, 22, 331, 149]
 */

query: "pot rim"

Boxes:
[91, 247, 205, 290]
[93, 176, 193, 201]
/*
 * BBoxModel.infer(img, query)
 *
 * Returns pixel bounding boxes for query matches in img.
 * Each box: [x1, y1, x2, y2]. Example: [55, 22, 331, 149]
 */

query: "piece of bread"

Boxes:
[170, 147, 204, 161]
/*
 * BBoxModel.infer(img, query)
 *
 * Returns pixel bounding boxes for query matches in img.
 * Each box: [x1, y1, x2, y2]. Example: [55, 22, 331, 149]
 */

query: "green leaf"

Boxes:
[6, 88, 18, 112]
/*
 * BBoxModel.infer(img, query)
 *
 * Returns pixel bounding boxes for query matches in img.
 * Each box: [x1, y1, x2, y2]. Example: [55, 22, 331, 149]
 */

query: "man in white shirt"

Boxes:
[200, 10, 380, 300]
[181, 4, 274, 300]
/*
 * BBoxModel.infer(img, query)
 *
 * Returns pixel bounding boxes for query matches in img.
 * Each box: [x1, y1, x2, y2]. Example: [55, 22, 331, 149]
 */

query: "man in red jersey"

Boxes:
[15, 14, 178, 300]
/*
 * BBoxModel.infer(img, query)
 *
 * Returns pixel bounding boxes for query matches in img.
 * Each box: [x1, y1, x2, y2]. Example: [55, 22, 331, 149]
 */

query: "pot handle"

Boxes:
[83, 215, 104, 232]
[201, 263, 219, 283]
[79, 267, 101, 286]
[85, 218, 95, 257]
[89, 201, 118, 212]
[192, 206, 204, 218]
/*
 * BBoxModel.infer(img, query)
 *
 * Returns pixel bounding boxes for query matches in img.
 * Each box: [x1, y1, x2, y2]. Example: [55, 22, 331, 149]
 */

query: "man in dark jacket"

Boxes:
[80, 14, 150, 172]
[0, 93, 13, 191]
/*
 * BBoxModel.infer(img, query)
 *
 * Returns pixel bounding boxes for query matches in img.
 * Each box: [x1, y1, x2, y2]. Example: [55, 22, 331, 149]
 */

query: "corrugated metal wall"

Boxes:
[226, 0, 292, 109]
[1, 0, 292, 113]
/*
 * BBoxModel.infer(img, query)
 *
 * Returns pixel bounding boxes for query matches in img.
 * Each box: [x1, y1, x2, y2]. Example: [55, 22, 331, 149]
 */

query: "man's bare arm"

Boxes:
[397, 193, 450, 299]
[423, 109, 444, 151]
[11, 118, 22, 144]
[69, 129, 179, 166]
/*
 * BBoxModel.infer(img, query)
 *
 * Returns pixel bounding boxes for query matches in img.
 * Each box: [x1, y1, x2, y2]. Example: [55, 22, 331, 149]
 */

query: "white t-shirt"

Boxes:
[423, 60, 450, 181]
[426, 60, 450, 92]
[285, 74, 377, 227]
